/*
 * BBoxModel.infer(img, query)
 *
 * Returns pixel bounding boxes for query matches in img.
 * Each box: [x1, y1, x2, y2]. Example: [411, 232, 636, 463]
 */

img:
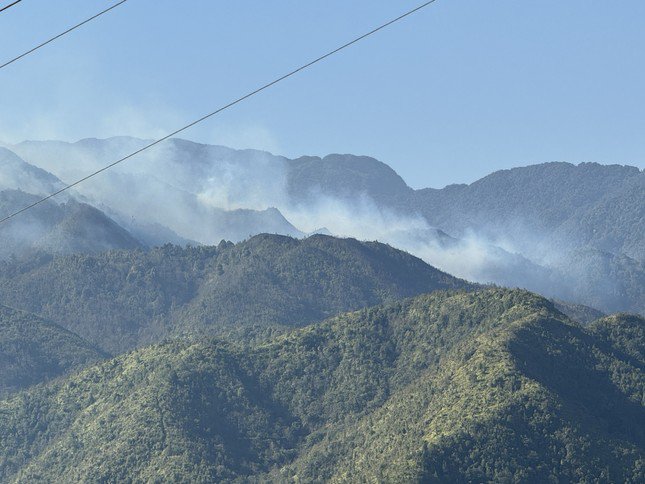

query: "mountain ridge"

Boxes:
[4, 138, 643, 315]
[0, 288, 641, 482]
[0, 234, 472, 354]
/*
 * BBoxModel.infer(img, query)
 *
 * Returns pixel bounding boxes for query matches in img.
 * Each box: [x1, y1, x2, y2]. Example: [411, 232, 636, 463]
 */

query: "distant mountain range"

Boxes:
[1, 137, 643, 314]
[0, 288, 641, 481]
[413, 162, 644, 260]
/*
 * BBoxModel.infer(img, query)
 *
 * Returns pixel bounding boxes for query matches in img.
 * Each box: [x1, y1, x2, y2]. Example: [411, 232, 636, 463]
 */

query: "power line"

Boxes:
[0, 0, 22, 14]
[0, 0, 127, 71]
[0, 0, 438, 226]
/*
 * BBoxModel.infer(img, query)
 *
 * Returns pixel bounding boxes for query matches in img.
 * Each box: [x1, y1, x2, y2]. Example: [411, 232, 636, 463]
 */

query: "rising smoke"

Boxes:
[2, 137, 640, 314]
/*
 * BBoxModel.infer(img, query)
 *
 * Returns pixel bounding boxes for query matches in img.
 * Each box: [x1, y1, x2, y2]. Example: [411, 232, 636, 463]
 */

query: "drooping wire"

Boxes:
[0, 0, 128, 71]
[0, 0, 22, 14]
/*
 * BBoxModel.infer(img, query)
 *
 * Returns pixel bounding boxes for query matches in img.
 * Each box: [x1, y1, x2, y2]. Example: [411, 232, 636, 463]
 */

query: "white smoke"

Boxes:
[4, 136, 640, 314]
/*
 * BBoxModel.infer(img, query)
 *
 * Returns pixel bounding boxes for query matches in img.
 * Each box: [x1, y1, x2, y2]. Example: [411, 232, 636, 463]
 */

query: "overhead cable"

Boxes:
[0, 0, 128, 70]
[0, 1, 23, 14]
[0, 0, 438, 225]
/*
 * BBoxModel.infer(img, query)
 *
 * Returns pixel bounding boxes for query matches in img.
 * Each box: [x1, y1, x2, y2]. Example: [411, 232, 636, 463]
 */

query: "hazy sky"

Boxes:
[1, 0, 643, 188]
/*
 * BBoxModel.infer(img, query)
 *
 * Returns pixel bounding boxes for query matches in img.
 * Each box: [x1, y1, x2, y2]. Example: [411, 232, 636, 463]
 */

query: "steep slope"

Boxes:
[0, 234, 471, 354]
[0, 289, 641, 482]
[11, 139, 302, 244]
[0, 147, 64, 196]
[0, 305, 106, 399]
[286, 153, 412, 209]
[551, 247, 645, 315]
[414, 162, 643, 260]
[0, 190, 143, 260]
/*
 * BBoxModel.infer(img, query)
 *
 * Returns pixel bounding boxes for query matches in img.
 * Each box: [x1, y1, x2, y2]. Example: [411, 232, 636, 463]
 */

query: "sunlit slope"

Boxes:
[1, 289, 641, 482]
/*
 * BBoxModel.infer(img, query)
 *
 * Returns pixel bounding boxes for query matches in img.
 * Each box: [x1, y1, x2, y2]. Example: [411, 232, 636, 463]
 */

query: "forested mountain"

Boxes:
[0, 190, 143, 260]
[0, 289, 641, 482]
[15, 139, 642, 262]
[413, 162, 644, 261]
[0, 234, 470, 354]
[553, 247, 644, 315]
[9, 138, 641, 315]
[0, 305, 106, 399]
[285, 153, 412, 209]
[551, 299, 606, 325]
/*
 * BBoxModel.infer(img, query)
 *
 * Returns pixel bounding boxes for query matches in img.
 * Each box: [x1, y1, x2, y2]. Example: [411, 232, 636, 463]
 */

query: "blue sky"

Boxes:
[0, 0, 643, 188]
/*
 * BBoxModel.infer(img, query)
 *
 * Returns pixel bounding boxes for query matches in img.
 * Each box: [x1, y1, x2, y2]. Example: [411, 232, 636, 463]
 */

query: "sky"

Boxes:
[0, 0, 643, 188]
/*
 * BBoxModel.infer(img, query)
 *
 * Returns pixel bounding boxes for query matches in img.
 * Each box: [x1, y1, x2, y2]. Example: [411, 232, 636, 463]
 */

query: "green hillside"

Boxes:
[414, 162, 643, 258]
[0, 305, 106, 399]
[1, 288, 641, 482]
[0, 234, 470, 354]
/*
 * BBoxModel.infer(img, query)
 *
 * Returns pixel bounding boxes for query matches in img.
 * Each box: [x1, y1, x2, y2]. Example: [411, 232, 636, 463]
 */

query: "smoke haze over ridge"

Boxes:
[2, 137, 643, 314]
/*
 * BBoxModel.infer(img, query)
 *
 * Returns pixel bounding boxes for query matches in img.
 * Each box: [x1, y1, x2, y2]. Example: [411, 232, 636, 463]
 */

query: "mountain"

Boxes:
[413, 161, 644, 261]
[0, 147, 64, 196]
[10, 139, 303, 245]
[286, 153, 412, 209]
[0, 288, 641, 482]
[550, 299, 606, 325]
[588, 313, 645, 365]
[0, 305, 106, 399]
[12, 141, 642, 259]
[9, 138, 643, 314]
[283, 158, 644, 314]
[0, 234, 471, 354]
[0, 144, 147, 257]
[0, 190, 143, 260]
[552, 247, 644, 315]
[552, 173, 644, 262]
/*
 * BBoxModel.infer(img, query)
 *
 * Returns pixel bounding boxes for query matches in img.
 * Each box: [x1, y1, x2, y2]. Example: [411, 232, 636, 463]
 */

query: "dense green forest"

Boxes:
[0, 288, 642, 482]
[412, 163, 644, 259]
[0, 305, 106, 399]
[0, 234, 471, 354]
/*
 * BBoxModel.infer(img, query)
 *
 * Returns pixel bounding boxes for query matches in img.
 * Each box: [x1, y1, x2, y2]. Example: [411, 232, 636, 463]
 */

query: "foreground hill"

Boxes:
[0, 289, 641, 482]
[0, 305, 106, 399]
[0, 234, 470, 354]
